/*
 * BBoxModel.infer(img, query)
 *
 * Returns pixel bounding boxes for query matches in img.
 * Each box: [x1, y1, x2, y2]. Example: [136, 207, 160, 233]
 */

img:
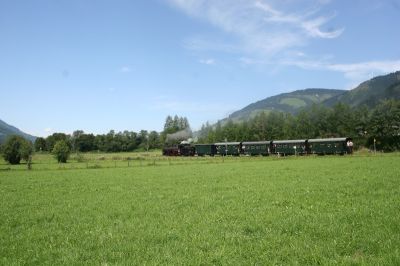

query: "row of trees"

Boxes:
[33, 130, 163, 154]
[1, 115, 191, 164]
[33, 115, 192, 154]
[1, 135, 70, 165]
[198, 100, 400, 151]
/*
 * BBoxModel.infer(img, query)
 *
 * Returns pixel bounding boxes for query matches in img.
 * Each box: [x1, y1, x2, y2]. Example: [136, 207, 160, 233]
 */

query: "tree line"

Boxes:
[0, 115, 190, 164]
[31, 114, 191, 154]
[197, 100, 400, 152]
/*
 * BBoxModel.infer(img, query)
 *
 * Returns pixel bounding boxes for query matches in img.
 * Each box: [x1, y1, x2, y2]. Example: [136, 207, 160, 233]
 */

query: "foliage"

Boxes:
[52, 140, 70, 163]
[367, 100, 400, 151]
[46, 133, 69, 152]
[34, 137, 47, 152]
[72, 130, 95, 152]
[1, 135, 33, 164]
[35, 128, 163, 154]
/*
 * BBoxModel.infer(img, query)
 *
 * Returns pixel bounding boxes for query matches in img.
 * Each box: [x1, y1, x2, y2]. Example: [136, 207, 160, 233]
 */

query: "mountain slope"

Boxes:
[323, 71, 400, 107]
[0, 119, 37, 144]
[227, 88, 345, 122]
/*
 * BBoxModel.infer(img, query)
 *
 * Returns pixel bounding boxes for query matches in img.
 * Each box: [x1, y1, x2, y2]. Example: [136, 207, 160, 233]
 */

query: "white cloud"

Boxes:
[167, 0, 343, 56]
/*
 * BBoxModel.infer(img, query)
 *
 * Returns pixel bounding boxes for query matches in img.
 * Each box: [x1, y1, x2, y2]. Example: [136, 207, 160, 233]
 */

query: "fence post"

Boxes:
[27, 155, 32, 170]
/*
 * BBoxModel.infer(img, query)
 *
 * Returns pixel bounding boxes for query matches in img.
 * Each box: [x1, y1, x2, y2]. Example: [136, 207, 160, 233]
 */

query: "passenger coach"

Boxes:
[307, 137, 350, 155]
[214, 142, 242, 156]
[242, 141, 271, 156]
[272, 139, 308, 155]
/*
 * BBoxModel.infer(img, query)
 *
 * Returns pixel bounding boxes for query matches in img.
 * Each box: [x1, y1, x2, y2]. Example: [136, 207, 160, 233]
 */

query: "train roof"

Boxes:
[308, 137, 348, 143]
[242, 141, 271, 145]
[214, 142, 241, 145]
[273, 139, 306, 144]
[194, 143, 215, 146]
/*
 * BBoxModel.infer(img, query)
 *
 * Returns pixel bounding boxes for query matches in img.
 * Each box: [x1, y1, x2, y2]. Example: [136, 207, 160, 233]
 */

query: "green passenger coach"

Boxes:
[272, 140, 307, 155]
[214, 142, 242, 156]
[194, 144, 217, 156]
[242, 141, 271, 156]
[308, 138, 349, 155]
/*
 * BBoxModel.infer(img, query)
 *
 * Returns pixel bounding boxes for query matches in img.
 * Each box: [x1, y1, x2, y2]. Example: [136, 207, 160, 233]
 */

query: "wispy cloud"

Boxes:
[282, 58, 400, 87]
[119, 66, 132, 73]
[254, 1, 343, 39]
[327, 60, 400, 87]
[167, 0, 399, 87]
[199, 58, 215, 65]
[167, 0, 343, 56]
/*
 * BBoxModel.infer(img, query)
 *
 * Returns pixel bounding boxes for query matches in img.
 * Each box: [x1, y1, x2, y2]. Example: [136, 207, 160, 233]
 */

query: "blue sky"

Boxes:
[1, 0, 399, 136]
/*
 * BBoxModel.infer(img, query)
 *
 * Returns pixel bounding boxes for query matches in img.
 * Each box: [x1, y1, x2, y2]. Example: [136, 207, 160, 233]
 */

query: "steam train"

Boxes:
[162, 137, 353, 156]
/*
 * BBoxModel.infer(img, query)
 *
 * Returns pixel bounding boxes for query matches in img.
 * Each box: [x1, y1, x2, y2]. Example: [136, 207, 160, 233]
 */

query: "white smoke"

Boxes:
[166, 128, 192, 143]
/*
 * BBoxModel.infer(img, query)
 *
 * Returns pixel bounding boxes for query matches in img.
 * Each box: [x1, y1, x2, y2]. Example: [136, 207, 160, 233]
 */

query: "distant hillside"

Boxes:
[226, 88, 345, 122]
[0, 119, 36, 144]
[324, 71, 400, 107]
[218, 71, 400, 126]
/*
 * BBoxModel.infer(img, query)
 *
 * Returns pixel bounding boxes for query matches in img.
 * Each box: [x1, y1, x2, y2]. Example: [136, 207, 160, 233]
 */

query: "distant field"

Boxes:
[1, 154, 399, 264]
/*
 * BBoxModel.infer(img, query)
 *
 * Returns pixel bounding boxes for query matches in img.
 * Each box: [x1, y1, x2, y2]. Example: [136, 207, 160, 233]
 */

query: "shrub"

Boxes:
[52, 140, 70, 163]
[2, 135, 33, 164]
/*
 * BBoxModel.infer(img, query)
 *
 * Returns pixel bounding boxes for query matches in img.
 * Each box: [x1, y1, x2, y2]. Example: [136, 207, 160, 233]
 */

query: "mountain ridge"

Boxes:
[221, 71, 400, 124]
[0, 119, 37, 144]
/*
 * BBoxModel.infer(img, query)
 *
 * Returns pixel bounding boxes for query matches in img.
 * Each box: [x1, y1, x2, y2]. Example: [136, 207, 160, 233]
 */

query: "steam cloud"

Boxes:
[166, 128, 193, 143]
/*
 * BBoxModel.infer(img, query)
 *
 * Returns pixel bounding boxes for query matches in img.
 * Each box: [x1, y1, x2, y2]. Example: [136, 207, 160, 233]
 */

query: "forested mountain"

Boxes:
[226, 88, 344, 122]
[323, 71, 400, 107]
[197, 71, 400, 151]
[0, 119, 36, 144]
[222, 71, 400, 124]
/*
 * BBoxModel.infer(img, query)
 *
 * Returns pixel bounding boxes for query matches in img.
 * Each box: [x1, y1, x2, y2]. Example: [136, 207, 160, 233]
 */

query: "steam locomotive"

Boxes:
[162, 138, 353, 156]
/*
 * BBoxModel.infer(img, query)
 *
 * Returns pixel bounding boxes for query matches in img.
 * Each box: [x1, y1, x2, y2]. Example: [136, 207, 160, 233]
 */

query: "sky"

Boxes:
[1, 0, 400, 137]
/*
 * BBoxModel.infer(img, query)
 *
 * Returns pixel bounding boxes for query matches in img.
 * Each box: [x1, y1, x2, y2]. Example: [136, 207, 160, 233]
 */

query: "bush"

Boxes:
[52, 140, 70, 163]
[2, 135, 33, 164]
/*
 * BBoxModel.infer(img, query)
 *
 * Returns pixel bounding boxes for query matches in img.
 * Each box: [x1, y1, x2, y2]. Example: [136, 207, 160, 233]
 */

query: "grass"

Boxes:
[279, 97, 307, 108]
[0, 153, 399, 264]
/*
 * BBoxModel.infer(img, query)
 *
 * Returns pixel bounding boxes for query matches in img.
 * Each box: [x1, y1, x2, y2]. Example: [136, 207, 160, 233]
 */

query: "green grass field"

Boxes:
[1, 154, 399, 264]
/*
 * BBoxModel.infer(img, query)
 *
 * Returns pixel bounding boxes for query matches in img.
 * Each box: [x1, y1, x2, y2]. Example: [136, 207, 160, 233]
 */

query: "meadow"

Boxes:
[0, 153, 399, 264]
